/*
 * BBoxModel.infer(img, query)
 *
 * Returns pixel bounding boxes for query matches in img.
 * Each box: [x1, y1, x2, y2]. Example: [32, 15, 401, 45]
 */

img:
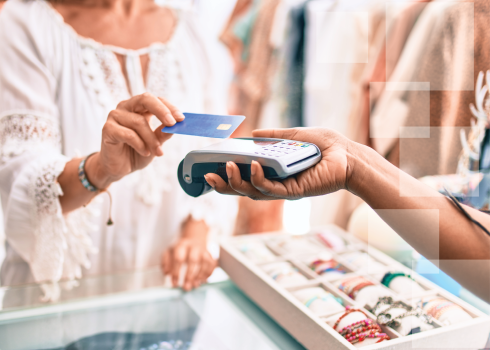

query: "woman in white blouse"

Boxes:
[0, 0, 236, 299]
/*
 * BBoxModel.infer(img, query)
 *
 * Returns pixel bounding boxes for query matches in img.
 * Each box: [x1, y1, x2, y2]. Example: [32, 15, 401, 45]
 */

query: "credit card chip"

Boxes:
[217, 124, 232, 130]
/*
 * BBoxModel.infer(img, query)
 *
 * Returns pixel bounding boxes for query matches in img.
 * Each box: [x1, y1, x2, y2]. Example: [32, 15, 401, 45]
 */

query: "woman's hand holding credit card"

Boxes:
[162, 112, 245, 138]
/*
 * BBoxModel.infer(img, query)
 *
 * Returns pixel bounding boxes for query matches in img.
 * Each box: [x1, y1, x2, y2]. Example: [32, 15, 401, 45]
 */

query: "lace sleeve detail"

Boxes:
[1, 113, 97, 301]
[0, 113, 62, 164]
[28, 159, 98, 287]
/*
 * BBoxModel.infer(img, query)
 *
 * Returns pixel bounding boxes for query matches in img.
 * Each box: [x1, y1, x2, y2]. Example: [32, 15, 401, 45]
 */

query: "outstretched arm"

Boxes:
[205, 128, 490, 301]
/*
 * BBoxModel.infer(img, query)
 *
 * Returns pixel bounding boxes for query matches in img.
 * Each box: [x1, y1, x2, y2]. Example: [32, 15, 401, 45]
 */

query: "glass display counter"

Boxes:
[0, 268, 305, 350]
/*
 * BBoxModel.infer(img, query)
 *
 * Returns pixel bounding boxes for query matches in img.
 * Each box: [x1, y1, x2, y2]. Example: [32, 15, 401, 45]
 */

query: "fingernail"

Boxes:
[167, 114, 176, 125]
[179, 113, 185, 120]
[251, 161, 257, 176]
[226, 162, 232, 179]
[204, 175, 215, 188]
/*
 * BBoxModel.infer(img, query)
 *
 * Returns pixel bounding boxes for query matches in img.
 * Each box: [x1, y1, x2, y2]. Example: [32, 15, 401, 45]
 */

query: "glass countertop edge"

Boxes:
[0, 280, 306, 350]
[0, 284, 186, 323]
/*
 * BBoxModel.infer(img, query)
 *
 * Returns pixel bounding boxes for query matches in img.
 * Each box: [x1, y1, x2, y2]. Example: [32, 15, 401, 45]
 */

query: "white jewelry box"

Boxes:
[219, 225, 490, 350]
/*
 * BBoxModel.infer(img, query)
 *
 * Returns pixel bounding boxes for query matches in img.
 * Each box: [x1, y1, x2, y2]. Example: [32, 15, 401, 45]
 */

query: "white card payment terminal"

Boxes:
[178, 138, 321, 197]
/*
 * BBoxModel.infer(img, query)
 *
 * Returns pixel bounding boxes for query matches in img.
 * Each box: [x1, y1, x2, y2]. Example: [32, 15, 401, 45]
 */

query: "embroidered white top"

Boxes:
[0, 0, 237, 298]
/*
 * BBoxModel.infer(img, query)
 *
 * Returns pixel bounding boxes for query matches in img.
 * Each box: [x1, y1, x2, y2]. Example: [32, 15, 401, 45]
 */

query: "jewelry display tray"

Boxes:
[219, 225, 490, 350]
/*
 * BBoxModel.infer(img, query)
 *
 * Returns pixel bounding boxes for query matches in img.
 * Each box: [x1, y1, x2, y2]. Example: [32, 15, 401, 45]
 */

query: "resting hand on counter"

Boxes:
[205, 127, 490, 303]
[161, 217, 217, 291]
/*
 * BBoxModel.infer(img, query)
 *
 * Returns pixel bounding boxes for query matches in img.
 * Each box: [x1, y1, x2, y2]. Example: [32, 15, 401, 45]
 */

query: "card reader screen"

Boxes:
[253, 140, 281, 146]
[201, 139, 311, 158]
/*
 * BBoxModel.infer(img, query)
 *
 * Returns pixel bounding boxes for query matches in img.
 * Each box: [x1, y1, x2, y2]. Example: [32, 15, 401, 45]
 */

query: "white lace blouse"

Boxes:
[0, 0, 237, 298]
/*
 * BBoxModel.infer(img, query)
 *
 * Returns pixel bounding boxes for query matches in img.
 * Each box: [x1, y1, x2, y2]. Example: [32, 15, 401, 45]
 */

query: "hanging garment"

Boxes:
[344, 0, 387, 145]
[220, 0, 254, 74]
[221, 0, 281, 135]
[257, 0, 310, 130]
[356, 0, 430, 147]
[282, 0, 309, 127]
[303, 0, 378, 135]
[370, 0, 481, 179]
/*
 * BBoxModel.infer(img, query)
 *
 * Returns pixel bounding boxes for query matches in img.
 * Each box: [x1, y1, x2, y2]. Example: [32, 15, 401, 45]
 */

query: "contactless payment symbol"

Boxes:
[217, 124, 232, 130]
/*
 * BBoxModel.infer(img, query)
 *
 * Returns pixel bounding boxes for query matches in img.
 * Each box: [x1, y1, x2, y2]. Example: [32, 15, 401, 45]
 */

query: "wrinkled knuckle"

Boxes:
[261, 187, 274, 196]
[102, 122, 113, 136]
[173, 255, 185, 263]
[188, 256, 199, 264]
[116, 100, 127, 110]
[108, 109, 119, 120]
[131, 114, 145, 126]
[141, 92, 154, 100]
[124, 130, 136, 141]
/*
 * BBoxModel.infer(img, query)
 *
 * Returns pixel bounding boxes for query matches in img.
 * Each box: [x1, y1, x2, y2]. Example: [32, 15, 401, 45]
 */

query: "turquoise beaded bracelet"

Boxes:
[381, 272, 413, 288]
[78, 154, 98, 192]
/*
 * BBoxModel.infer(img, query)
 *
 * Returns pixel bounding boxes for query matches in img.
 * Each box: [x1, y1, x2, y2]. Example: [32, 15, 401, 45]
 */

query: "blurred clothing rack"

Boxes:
[221, 0, 484, 229]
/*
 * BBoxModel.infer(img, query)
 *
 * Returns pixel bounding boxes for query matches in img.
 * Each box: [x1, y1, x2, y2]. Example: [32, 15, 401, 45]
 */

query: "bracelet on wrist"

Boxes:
[78, 153, 114, 226]
[78, 153, 99, 192]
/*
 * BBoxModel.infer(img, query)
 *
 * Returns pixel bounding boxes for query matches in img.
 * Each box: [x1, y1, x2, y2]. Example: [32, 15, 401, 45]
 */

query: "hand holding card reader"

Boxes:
[178, 138, 321, 197]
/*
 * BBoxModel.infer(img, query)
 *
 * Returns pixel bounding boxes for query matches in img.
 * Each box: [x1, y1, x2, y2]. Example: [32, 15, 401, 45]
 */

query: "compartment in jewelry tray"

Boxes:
[267, 234, 331, 256]
[234, 238, 278, 263]
[219, 226, 490, 350]
[293, 252, 352, 281]
[369, 268, 431, 299]
[286, 281, 350, 318]
[365, 295, 441, 337]
[337, 250, 387, 275]
[322, 308, 402, 348]
[312, 226, 358, 252]
[410, 293, 479, 327]
[260, 261, 312, 287]
[336, 274, 397, 310]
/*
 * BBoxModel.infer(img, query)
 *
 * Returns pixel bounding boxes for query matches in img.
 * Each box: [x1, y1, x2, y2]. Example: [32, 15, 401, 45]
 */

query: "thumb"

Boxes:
[155, 126, 173, 144]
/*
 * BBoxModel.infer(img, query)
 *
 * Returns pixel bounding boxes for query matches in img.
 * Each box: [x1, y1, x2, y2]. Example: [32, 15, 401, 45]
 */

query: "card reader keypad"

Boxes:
[255, 141, 310, 157]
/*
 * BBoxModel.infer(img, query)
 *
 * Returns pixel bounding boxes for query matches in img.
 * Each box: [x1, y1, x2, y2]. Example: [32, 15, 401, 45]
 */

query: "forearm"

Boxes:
[181, 216, 209, 243]
[348, 143, 490, 300]
[58, 153, 114, 214]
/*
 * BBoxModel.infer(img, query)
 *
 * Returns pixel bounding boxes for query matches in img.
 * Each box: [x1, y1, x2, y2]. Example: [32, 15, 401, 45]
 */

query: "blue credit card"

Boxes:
[162, 113, 245, 138]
